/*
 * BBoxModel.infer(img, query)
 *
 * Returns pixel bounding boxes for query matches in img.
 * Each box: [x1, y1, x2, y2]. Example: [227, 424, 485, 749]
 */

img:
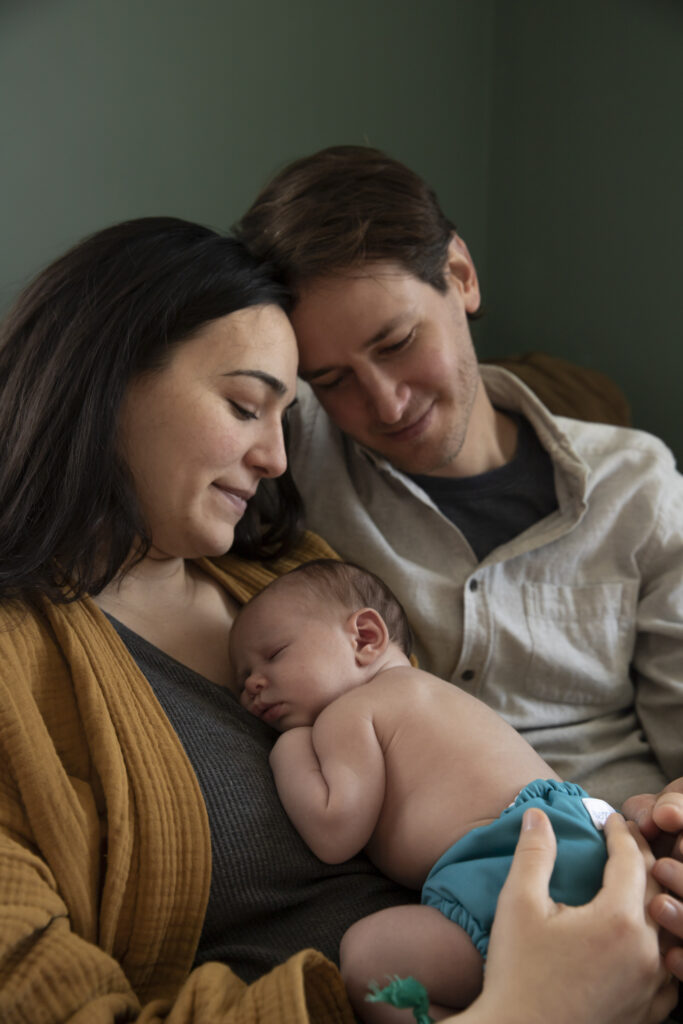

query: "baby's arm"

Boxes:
[269, 701, 385, 863]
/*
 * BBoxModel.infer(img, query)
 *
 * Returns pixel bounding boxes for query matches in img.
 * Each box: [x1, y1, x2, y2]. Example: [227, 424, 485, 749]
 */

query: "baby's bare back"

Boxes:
[358, 666, 559, 889]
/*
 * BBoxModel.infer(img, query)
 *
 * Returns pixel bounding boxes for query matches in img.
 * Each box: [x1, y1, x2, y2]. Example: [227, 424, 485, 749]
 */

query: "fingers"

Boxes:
[651, 788, 683, 839]
[663, 940, 683, 983]
[622, 792, 660, 842]
[650, 891, 683, 951]
[497, 808, 557, 908]
[623, 780, 683, 843]
[607, 819, 682, 1019]
[648, 974, 680, 1024]
[598, 814, 652, 913]
[650, 859, 683, 968]
[605, 812, 654, 860]
[653, 857, 683, 902]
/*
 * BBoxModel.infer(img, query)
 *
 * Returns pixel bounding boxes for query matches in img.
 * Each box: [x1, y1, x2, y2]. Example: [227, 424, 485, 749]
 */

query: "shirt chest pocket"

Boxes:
[520, 580, 639, 705]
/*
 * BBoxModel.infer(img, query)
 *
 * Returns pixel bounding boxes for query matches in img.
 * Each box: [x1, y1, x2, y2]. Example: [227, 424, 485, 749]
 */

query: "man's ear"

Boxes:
[346, 608, 390, 666]
[444, 233, 481, 315]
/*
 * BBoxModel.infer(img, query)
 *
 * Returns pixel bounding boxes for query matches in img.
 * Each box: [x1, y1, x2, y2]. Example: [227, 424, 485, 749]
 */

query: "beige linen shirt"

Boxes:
[289, 366, 683, 807]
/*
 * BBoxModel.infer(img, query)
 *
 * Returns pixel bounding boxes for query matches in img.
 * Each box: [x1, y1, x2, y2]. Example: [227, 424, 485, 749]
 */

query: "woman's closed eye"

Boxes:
[229, 400, 258, 420]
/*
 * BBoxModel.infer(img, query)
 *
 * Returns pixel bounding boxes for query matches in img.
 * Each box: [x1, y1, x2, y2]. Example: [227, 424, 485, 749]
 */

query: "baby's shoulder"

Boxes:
[367, 665, 445, 704]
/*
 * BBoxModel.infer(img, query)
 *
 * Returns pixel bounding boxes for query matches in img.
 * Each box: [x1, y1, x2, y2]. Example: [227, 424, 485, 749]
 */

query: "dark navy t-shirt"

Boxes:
[409, 414, 557, 561]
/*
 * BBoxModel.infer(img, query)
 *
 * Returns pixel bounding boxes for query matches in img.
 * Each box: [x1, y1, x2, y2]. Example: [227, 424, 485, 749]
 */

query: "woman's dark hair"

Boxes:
[0, 216, 302, 604]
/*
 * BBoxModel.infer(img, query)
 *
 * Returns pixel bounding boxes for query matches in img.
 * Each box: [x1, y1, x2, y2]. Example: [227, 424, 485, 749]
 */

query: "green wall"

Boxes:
[0, 0, 489, 304]
[1, 0, 680, 460]
[478, 0, 683, 461]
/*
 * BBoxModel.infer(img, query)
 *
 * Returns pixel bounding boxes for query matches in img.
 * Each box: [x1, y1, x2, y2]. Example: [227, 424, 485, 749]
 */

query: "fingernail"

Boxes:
[657, 898, 677, 923]
[656, 860, 676, 886]
[523, 808, 543, 831]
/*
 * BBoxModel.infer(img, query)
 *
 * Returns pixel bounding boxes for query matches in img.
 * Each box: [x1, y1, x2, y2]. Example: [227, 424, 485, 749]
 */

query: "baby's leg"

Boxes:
[340, 904, 483, 1024]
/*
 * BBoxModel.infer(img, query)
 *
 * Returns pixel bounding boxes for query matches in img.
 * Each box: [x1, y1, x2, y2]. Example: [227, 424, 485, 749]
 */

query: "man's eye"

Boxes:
[229, 400, 258, 420]
[381, 329, 415, 356]
[315, 375, 345, 391]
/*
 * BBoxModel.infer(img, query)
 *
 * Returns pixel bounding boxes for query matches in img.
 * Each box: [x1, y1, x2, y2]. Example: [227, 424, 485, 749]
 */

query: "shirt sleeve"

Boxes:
[633, 452, 683, 783]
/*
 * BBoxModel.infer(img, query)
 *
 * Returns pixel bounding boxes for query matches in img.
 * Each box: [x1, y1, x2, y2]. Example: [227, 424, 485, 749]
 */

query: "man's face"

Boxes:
[289, 249, 484, 477]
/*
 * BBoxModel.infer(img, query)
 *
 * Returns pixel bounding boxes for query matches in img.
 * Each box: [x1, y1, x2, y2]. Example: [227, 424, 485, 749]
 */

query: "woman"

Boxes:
[0, 217, 675, 1023]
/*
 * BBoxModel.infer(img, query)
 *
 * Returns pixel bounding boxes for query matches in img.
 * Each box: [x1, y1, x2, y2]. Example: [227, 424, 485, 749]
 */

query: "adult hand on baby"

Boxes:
[459, 809, 677, 1024]
[624, 778, 683, 981]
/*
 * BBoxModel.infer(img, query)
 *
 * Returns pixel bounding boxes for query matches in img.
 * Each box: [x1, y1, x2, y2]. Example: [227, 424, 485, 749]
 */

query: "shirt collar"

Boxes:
[353, 365, 589, 515]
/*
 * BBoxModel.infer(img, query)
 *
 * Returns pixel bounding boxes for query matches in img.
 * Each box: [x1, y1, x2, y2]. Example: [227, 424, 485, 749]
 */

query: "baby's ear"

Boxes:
[347, 608, 389, 666]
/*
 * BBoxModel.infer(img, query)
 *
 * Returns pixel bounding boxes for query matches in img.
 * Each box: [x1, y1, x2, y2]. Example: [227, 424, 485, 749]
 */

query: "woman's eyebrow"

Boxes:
[223, 369, 287, 395]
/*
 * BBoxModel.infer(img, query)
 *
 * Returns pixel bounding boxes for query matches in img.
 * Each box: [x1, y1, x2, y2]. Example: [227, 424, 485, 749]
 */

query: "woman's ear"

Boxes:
[444, 233, 481, 315]
[347, 608, 390, 666]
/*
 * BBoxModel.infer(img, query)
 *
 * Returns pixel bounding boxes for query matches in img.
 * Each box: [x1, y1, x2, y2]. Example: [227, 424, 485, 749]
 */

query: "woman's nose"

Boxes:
[248, 419, 288, 479]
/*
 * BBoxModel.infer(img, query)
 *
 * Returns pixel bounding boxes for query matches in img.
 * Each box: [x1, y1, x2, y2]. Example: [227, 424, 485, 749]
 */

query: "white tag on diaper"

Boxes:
[582, 797, 615, 830]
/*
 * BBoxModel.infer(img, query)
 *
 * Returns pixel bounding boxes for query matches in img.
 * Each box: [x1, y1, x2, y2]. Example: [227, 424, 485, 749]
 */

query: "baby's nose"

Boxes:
[244, 671, 266, 695]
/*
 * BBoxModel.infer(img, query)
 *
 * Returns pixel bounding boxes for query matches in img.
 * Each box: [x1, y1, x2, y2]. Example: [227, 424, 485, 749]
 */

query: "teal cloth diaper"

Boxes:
[421, 778, 613, 958]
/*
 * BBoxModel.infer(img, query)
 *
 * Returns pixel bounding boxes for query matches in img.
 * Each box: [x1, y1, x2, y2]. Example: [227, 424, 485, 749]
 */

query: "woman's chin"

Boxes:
[196, 528, 237, 558]
[151, 526, 237, 561]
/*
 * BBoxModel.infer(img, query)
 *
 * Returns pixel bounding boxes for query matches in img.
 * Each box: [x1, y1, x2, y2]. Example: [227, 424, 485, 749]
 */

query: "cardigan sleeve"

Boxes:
[138, 953, 356, 1024]
[0, 585, 354, 1024]
[0, 826, 352, 1024]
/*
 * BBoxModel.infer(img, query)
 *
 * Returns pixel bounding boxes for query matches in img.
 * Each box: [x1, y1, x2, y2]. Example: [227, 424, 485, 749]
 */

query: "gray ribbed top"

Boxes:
[106, 614, 412, 982]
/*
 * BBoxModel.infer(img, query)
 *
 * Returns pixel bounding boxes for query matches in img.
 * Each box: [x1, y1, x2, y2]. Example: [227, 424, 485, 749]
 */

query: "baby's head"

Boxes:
[231, 559, 413, 731]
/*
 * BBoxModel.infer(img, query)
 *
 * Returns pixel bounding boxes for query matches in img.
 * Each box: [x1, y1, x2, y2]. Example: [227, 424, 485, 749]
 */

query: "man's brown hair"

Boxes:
[235, 145, 457, 297]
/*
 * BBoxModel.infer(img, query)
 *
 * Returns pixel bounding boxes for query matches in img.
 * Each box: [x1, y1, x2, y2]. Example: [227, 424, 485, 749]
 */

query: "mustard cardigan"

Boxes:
[0, 533, 355, 1023]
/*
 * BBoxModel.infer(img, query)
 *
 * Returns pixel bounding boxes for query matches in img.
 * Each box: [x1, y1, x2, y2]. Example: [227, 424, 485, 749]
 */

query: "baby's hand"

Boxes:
[269, 726, 314, 767]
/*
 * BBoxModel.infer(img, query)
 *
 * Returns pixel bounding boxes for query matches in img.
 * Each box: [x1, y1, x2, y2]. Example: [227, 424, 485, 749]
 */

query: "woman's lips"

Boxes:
[212, 484, 251, 516]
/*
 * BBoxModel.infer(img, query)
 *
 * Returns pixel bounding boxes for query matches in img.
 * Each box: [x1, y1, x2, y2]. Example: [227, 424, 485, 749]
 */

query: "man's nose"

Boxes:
[362, 371, 410, 425]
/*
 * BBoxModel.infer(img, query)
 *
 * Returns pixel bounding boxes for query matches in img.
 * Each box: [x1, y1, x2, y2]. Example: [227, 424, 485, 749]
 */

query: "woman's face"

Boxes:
[119, 304, 298, 560]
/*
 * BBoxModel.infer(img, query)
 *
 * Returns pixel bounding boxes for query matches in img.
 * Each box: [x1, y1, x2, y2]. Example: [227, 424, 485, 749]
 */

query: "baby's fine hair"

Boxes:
[282, 559, 413, 657]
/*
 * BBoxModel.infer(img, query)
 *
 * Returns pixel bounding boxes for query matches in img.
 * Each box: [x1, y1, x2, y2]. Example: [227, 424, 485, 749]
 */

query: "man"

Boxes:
[236, 145, 683, 971]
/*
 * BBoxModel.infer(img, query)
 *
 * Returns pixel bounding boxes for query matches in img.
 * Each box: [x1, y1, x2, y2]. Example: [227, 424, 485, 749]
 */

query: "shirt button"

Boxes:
[461, 669, 475, 682]
[469, 579, 478, 592]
